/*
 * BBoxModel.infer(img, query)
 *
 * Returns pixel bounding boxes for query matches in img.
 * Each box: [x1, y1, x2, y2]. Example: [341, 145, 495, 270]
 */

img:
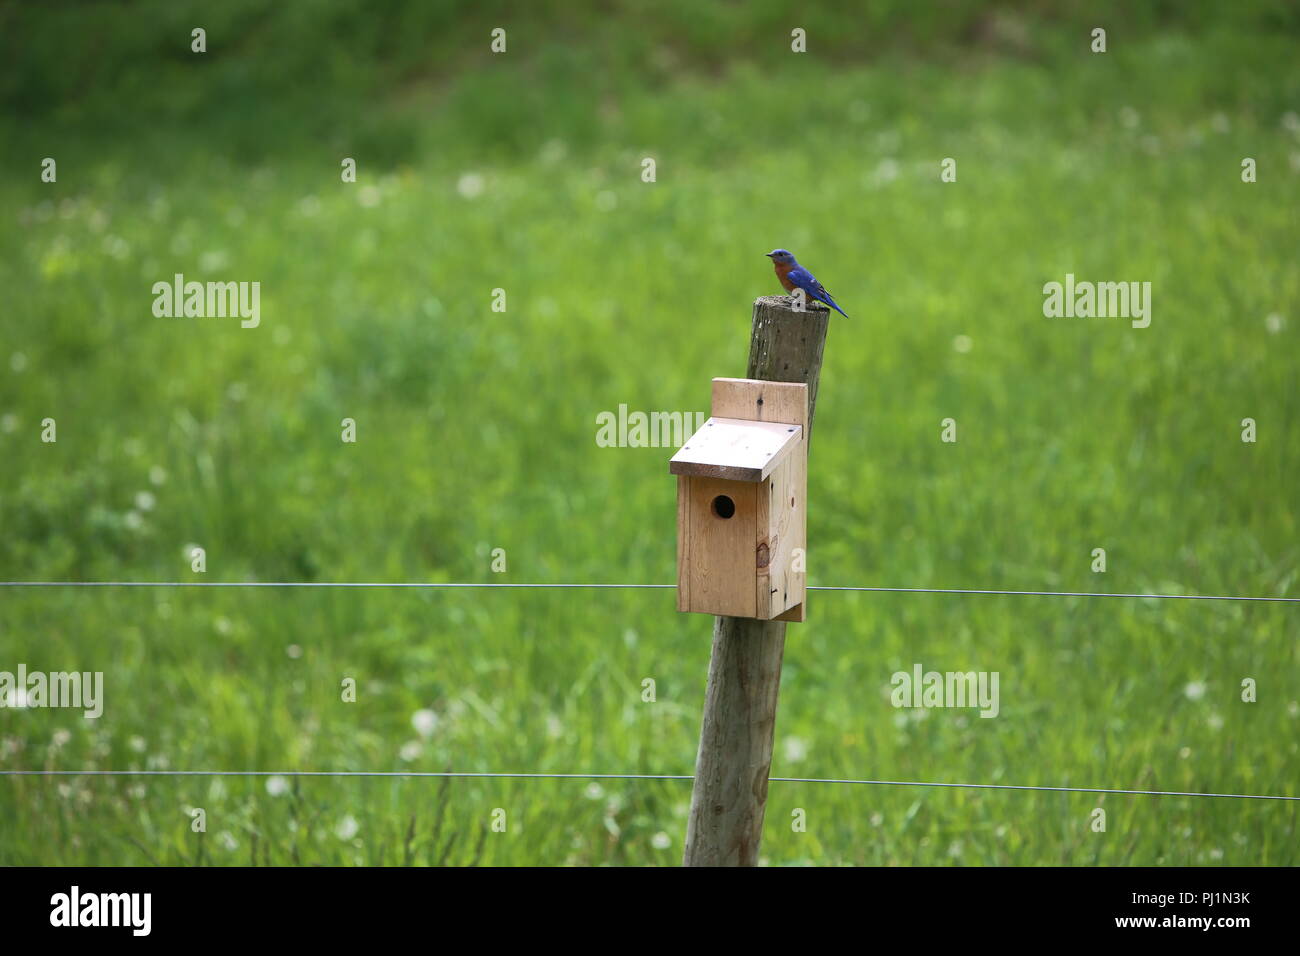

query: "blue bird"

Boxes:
[766, 249, 849, 318]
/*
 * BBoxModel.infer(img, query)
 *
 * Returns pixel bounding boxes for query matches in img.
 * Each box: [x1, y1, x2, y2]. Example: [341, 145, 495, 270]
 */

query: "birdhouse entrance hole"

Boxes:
[711, 495, 736, 519]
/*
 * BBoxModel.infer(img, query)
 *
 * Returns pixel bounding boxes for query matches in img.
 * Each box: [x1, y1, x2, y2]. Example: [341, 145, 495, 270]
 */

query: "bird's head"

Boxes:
[766, 249, 796, 266]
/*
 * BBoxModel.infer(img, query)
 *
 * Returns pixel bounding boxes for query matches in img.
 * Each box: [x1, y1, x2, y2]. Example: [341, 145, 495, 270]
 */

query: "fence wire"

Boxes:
[3, 579, 1294, 804]
[1, 581, 1297, 602]
[1, 769, 1294, 801]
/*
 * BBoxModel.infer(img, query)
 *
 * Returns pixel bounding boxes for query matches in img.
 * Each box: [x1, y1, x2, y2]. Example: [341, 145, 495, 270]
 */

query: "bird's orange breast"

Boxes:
[773, 261, 797, 292]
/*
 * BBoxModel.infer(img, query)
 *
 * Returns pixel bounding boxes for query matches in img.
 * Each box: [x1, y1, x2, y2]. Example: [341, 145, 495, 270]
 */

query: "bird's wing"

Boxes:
[785, 266, 821, 292]
[787, 266, 832, 300]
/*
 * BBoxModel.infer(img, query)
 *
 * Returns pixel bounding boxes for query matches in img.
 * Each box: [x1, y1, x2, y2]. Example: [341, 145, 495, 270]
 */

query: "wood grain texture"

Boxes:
[675, 476, 689, 613]
[683, 295, 830, 867]
[758, 445, 805, 619]
[710, 377, 808, 428]
[676, 474, 759, 618]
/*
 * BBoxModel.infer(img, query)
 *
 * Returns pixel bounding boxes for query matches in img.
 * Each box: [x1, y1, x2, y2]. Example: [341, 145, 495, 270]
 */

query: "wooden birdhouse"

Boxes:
[669, 377, 807, 622]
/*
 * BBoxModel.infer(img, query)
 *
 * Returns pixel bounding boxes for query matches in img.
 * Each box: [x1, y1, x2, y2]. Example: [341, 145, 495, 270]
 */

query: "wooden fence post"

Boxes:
[682, 295, 831, 866]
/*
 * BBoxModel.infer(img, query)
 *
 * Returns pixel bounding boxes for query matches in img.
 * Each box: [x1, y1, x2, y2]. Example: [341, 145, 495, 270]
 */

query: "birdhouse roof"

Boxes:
[668, 417, 803, 482]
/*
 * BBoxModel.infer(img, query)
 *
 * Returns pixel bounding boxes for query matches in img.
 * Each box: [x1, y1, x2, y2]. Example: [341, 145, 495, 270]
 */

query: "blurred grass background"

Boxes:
[0, 0, 1298, 864]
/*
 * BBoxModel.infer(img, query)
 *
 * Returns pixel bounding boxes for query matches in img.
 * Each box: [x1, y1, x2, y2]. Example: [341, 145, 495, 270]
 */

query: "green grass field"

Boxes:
[1, 2, 1298, 865]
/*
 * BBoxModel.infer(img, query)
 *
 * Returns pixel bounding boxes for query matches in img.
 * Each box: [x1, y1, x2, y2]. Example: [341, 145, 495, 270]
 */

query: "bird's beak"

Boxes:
[765, 253, 775, 258]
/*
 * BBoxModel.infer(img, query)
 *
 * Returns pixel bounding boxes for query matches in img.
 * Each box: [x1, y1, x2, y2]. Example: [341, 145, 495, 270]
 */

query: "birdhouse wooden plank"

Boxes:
[670, 378, 808, 622]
